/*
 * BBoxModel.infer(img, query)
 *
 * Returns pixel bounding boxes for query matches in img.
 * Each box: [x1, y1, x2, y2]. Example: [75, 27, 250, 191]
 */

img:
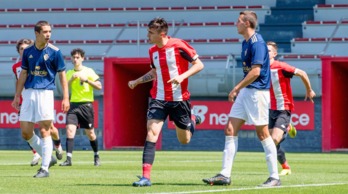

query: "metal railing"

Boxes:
[321, 17, 348, 55]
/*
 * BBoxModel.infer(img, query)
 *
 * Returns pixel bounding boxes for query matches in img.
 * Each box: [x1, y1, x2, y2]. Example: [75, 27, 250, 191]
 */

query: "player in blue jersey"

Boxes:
[12, 38, 64, 166]
[12, 20, 70, 178]
[202, 11, 280, 187]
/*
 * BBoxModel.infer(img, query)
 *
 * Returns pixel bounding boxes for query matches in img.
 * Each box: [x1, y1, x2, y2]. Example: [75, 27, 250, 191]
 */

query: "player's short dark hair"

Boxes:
[148, 17, 168, 34]
[267, 41, 278, 51]
[34, 20, 51, 33]
[240, 11, 258, 29]
[71, 48, 85, 58]
[16, 38, 34, 53]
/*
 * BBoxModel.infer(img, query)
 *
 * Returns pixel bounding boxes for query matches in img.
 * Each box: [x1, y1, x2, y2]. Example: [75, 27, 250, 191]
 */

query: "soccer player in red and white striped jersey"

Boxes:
[128, 17, 204, 187]
[267, 41, 316, 176]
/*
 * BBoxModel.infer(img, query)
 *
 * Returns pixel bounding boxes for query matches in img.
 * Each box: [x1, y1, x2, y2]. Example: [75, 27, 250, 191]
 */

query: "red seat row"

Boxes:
[293, 37, 348, 42]
[0, 22, 236, 29]
[0, 38, 241, 45]
[0, 5, 264, 12]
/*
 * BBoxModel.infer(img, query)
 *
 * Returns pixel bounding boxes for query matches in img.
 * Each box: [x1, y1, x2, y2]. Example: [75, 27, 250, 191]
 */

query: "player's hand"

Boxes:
[79, 74, 88, 82]
[72, 72, 80, 79]
[128, 80, 138, 89]
[11, 95, 21, 110]
[167, 76, 183, 85]
[305, 89, 316, 103]
[61, 98, 70, 113]
[228, 88, 239, 103]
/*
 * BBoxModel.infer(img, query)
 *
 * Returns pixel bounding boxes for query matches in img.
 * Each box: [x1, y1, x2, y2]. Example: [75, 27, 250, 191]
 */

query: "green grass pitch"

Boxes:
[0, 150, 347, 194]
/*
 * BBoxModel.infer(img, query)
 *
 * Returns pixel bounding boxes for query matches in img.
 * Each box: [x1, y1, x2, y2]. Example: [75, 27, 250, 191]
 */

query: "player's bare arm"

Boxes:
[12, 69, 28, 110]
[59, 71, 70, 113]
[85, 80, 102, 90]
[228, 65, 261, 102]
[295, 69, 316, 102]
[128, 69, 156, 89]
[167, 58, 204, 85]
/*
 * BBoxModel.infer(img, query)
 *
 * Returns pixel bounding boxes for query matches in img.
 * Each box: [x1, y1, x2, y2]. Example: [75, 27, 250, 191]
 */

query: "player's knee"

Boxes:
[224, 125, 236, 136]
[21, 131, 31, 140]
[271, 133, 282, 145]
[272, 137, 280, 145]
[178, 138, 190, 145]
[86, 132, 96, 140]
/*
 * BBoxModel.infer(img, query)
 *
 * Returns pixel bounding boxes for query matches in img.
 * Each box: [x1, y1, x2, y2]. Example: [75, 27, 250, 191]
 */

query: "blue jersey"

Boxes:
[21, 43, 66, 90]
[241, 33, 270, 89]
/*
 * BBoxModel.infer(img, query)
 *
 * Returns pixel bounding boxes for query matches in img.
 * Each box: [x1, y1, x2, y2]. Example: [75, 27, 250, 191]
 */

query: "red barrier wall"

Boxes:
[103, 58, 162, 150]
[321, 57, 348, 152]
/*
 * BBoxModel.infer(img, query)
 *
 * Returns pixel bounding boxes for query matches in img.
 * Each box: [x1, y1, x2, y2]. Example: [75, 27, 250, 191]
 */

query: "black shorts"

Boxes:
[269, 110, 291, 133]
[66, 102, 94, 129]
[147, 99, 192, 129]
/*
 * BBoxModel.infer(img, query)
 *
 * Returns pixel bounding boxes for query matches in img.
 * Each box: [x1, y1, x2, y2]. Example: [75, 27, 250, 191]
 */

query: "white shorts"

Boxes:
[229, 88, 269, 126]
[19, 89, 54, 123]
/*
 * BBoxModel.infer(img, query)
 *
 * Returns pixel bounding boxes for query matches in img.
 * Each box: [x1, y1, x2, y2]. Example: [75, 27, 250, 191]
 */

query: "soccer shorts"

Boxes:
[66, 102, 94, 129]
[269, 109, 291, 133]
[19, 89, 54, 123]
[147, 98, 192, 130]
[229, 88, 269, 126]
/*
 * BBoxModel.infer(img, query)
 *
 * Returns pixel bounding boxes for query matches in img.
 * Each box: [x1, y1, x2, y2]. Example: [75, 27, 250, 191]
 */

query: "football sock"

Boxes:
[189, 120, 195, 135]
[281, 161, 291, 169]
[66, 155, 72, 162]
[261, 136, 279, 180]
[142, 141, 156, 179]
[189, 114, 197, 135]
[53, 139, 61, 149]
[27, 142, 38, 154]
[41, 136, 53, 171]
[90, 139, 99, 154]
[66, 138, 74, 160]
[277, 144, 287, 165]
[27, 142, 35, 152]
[220, 136, 238, 178]
[27, 134, 42, 156]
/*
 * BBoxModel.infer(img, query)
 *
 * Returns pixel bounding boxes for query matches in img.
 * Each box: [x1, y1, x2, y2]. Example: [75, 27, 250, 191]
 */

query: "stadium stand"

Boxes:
[0, 0, 277, 8]
[302, 20, 348, 38]
[291, 37, 348, 56]
[0, 6, 270, 24]
[314, 4, 348, 21]
[1, 0, 346, 98]
[0, 22, 238, 43]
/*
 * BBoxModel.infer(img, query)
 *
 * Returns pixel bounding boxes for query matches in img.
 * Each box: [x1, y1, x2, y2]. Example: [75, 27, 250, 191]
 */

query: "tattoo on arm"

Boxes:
[142, 73, 154, 82]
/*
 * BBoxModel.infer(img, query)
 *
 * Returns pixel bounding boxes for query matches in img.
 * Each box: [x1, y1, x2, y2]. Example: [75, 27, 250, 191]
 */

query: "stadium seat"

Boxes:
[0, 5, 270, 24]
[291, 37, 348, 55]
[302, 20, 348, 38]
[314, 4, 348, 21]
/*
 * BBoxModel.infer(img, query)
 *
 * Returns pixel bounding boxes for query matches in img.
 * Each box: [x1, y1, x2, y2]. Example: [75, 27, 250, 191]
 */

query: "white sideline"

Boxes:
[148, 182, 348, 194]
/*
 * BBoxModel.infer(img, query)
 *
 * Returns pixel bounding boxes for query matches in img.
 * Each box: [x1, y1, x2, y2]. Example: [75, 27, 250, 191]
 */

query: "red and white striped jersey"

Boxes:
[270, 60, 296, 111]
[149, 37, 198, 101]
[12, 61, 23, 104]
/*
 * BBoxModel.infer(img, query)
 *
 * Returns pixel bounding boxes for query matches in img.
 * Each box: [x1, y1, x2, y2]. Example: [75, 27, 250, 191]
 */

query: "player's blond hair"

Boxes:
[240, 11, 258, 29]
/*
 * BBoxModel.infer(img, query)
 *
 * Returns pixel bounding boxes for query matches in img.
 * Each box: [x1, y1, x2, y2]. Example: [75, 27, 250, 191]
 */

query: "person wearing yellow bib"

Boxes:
[60, 48, 102, 167]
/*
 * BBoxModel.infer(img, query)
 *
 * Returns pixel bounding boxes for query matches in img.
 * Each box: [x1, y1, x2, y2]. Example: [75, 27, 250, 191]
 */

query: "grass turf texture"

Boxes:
[0, 151, 347, 194]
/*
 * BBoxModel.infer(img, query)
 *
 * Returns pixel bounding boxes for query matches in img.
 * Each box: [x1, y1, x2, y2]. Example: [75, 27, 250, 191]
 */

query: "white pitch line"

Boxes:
[147, 182, 348, 194]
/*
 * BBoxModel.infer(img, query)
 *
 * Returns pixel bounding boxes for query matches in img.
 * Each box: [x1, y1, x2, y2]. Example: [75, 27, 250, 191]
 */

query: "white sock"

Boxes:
[41, 136, 53, 171]
[27, 134, 42, 157]
[261, 136, 279, 180]
[220, 136, 238, 177]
